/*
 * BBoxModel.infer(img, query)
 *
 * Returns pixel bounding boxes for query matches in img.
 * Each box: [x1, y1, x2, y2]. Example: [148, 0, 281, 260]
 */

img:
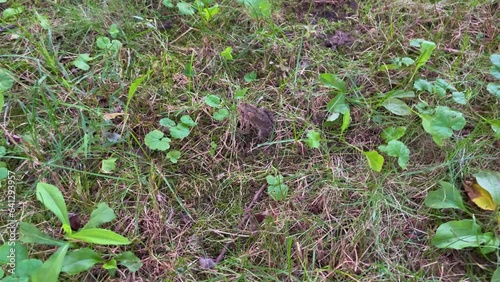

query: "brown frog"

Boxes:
[237, 103, 274, 140]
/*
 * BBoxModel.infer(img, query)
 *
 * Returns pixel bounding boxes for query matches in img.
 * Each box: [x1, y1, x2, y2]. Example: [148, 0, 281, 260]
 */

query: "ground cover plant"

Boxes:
[0, 0, 499, 281]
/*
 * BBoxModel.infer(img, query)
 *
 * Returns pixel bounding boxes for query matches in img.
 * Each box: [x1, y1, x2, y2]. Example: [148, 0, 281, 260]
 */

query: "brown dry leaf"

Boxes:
[464, 179, 496, 211]
[103, 113, 124, 120]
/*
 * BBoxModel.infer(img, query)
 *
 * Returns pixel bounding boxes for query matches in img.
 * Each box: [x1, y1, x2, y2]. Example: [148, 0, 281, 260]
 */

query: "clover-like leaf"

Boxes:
[180, 115, 197, 127]
[144, 130, 171, 151]
[72, 54, 93, 71]
[167, 150, 181, 163]
[170, 124, 190, 140]
[378, 140, 410, 169]
[160, 118, 176, 128]
[244, 71, 257, 82]
[420, 106, 466, 146]
[204, 94, 222, 108]
[220, 47, 233, 60]
[414, 79, 433, 92]
[213, 108, 229, 121]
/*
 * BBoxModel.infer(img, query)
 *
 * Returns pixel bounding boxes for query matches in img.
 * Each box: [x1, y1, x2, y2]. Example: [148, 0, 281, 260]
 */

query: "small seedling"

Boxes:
[305, 130, 321, 149]
[204, 94, 229, 121]
[220, 47, 233, 61]
[244, 71, 257, 82]
[266, 174, 288, 201]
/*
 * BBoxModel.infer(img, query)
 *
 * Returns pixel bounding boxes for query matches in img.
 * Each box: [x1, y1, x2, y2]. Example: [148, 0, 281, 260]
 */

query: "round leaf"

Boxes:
[144, 130, 171, 151]
[213, 108, 229, 121]
[170, 124, 190, 140]
[204, 95, 221, 108]
[378, 140, 410, 169]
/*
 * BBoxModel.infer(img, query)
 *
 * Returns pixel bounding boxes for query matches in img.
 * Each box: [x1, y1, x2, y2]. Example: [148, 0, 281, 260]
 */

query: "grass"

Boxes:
[0, 0, 499, 281]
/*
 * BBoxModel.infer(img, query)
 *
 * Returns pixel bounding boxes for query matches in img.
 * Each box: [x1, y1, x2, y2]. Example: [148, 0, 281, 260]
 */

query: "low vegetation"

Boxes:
[0, 0, 499, 281]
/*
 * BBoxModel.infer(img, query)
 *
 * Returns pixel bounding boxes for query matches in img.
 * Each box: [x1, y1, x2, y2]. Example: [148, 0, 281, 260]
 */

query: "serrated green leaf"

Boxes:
[381, 98, 412, 116]
[381, 126, 406, 142]
[177, 2, 195, 15]
[144, 130, 171, 151]
[244, 71, 257, 82]
[101, 158, 117, 173]
[378, 140, 410, 169]
[213, 108, 229, 121]
[68, 228, 130, 245]
[159, 118, 176, 127]
[204, 94, 221, 108]
[167, 150, 181, 163]
[431, 220, 488, 249]
[115, 251, 142, 272]
[170, 124, 190, 140]
[306, 130, 321, 149]
[84, 203, 116, 229]
[180, 115, 197, 127]
[363, 150, 384, 172]
[424, 181, 466, 211]
[319, 73, 347, 92]
[61, 248, 103, 274]
[36, 183, 70, 229]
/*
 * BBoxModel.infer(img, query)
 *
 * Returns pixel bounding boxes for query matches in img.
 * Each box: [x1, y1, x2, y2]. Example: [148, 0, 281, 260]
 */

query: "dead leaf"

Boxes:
[464, 179, 496, 211]
[103, 113, 124, 120]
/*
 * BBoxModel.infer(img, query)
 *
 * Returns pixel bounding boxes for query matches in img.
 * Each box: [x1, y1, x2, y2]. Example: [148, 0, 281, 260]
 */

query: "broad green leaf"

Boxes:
[84, 203, 116, 229]
[479, 232, 499, 255]
[378, 140, 410, 169]
[0, 242, 28, 264]
[491, 54, 500, 66]
[213, 108, 229, 121]
[452, 91, 467, 105]
[36, 183, 70, 229]
[126, 71, 150, 112]
[431, 220, 487, 249]
[401, 57, 415, 66]
[414, 79, 433, 92]
[266, 175, 277, 185]
[109, 23, 119, 38]
[167, 150, 181, 163]
[363, 150, 384, 172]
[0, 167, 7, 180]
[15, 259, 43, 277]
[180, 115, 197, 127]
[340, 109, 350, 135]
[326, 93, 349, 115]
[492, 267, 500, 282]
[490, 120, 500, 139]
[177, 2, 195, 15]
[424, 181, 466, 211]
[220, 46, 233, 60]
[0, 146, 6, 158]
[163, 0, 174, 8]
[96, 37, 111, 49]
[19, 222, 66, 246]
[3, 7, 23, 19]
[159, 118, 176, 128]
[67, 228, 130, 245]
[61, 248, 103, 274]
[473, 171, 500, 205]
[414, 40, 436, 71]
[381, 126, 406, 142]
[381, 98, 411, 116]
[487, 83, 500, 98]
[101, 157, 117, 173]
[244, 71, 257, 82]
[306, 130, 321, 149]
[144, 130, 170, 151]
[0, 68, 14, 92]
[169, 124, 190, 140]
[115, 251, 142, 272]
[103, 259, 117, 270]
[420, 106, 466, 146]
[319, 73, 347, 92]
[204, 94, 222, 108]
[31, 243, 70, 282]
[433, 78, 454, 97]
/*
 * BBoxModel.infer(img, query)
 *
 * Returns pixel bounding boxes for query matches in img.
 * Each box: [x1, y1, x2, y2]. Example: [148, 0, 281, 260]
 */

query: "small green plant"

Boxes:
[425, 171, 500, 281]
[305, 130, 321, 149]
[204, 94, 229, 121]
[0, 183, 140, 282]
[266, 174, 288, 201]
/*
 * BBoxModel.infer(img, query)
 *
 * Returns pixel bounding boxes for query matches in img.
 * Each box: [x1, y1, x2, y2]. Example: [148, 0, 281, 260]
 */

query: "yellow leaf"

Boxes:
[103, 113, 124, 120]
[464, 180, 496, 211]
